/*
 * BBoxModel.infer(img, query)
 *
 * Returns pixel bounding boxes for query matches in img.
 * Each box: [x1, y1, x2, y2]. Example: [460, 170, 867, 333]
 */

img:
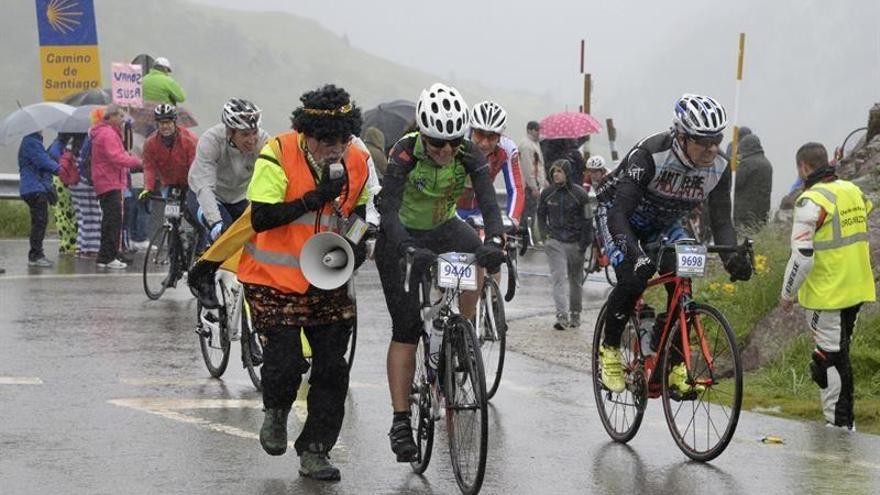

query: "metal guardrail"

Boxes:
[0, 173, 20, 200]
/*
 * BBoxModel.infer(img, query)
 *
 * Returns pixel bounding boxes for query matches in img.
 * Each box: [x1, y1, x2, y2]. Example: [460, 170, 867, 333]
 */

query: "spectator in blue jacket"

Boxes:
[18, 131, 60, 267]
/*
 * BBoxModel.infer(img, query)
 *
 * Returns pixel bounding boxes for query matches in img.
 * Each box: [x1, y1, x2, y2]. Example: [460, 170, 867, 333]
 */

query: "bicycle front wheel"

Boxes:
[477, 276, 506, 400]
[660, 302, 742, 462]
[445, 317, 488, 495]
[240, 300, 262, 391]
[196, 281, 230, 378]
[409, 334, 434, 474]
[591, 303, 647, 443]
[143, 226, 171, 300]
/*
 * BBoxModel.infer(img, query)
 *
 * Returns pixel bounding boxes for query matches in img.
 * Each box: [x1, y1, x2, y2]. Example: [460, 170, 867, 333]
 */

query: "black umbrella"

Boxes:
[131, 53, 155, 76]
[362, 100, 416, 152]
[62, 88, 112, 106]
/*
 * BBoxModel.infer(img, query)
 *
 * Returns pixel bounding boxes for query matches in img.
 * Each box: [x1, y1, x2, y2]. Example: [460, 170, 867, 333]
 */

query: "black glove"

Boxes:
[476, 237, 505, 274]
[633, 254, 656, 283]
[300, 191, 325, 211]
[724, 252, 753, 282]
[315, 169, 347, 202]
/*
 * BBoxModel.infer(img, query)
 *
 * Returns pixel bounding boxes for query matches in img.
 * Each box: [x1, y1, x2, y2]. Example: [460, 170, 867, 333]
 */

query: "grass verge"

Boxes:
[0, 199, 57, 237]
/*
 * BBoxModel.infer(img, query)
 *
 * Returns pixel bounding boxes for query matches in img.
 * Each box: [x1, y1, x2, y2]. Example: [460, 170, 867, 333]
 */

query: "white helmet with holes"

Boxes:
[416, 83, 469, 139]
[673, 94, 727, 137]
[470, 100, 507, 134]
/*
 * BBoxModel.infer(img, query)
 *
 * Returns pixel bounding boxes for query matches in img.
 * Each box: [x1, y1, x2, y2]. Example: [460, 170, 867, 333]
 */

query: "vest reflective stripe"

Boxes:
[796, 180, 875, 309]
[237, 131, 370, 294]
[243, 242, 300, 268]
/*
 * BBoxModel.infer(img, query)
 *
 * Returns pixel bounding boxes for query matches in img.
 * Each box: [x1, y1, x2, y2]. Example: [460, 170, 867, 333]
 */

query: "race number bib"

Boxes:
[675, 244, 707, 277]
[437, 253, 477, 290]
[164, 203, 181, 219]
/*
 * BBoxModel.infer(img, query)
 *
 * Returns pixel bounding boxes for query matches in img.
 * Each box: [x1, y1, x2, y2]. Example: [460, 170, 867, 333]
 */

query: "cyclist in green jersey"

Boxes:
[376, 83, 506, 462]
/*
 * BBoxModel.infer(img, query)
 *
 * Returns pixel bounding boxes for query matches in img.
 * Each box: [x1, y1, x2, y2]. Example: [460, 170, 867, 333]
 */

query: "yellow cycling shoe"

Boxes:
[599, 345, 626, 393]
[668, 363, 705, 395]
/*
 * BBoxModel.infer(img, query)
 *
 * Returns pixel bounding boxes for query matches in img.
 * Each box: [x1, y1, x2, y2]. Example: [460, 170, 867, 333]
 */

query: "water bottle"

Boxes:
[638, 306, 656, 356]
[428, 319, 444, 369]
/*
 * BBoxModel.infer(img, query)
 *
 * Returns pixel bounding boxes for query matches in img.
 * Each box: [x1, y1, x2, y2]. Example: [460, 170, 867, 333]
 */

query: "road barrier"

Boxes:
[0, 174, 20, 200]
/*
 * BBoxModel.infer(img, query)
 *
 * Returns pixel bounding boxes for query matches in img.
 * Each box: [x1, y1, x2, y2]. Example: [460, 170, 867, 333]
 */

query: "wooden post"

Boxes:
[580, 39, 585, 74]
[583, 74, 591, 115]
[730, 32, 746, 216]
[606, 118, 619, 161]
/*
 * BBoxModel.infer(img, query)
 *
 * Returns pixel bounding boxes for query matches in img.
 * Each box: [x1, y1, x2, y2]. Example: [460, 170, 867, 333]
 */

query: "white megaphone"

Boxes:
[300, 232, 355, 290]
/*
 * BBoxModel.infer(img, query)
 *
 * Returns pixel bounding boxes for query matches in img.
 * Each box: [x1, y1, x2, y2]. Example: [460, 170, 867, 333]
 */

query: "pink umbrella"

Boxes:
[539, 112, 602, 140]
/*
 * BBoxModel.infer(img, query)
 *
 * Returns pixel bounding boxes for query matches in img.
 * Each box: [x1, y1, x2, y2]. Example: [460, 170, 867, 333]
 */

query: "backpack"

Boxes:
[58, 150, 80, 186]
[77, 136, 93, 185]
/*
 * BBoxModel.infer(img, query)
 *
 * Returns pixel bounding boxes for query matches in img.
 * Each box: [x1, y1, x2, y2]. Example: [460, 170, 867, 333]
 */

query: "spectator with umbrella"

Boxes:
[362, 99, 415, 154]
[539, 111, 602, 188]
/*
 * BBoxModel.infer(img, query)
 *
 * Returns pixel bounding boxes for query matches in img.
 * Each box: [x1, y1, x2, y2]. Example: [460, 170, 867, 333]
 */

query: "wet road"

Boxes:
[1, 239, 878, 494]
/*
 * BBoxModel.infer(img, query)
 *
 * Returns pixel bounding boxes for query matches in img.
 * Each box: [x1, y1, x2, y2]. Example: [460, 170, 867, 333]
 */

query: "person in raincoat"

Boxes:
[18, 131, 59, 267]
[142, 57, 186, 105]
[733, 133, 773, 229]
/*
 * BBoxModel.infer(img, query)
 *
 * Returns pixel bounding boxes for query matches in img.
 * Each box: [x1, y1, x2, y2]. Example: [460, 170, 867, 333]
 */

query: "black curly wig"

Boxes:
[291, 84, 362, 142]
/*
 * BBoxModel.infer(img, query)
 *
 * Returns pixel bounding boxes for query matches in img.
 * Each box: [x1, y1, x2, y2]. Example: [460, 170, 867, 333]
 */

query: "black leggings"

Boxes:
[22, 192, 49, 261]
[375, 217, 482, 344]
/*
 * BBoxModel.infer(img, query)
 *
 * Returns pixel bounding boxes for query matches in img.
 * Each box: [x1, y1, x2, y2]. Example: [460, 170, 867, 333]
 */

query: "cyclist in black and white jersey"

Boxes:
[594, 94, 753, 394]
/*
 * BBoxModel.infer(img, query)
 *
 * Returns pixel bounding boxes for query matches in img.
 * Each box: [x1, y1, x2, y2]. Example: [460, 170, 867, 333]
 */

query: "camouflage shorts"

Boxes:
[243, 283, 355, 332]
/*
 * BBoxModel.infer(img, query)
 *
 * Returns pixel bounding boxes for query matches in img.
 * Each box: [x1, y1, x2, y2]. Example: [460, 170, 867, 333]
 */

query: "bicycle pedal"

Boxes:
[668, 389, 699, 402]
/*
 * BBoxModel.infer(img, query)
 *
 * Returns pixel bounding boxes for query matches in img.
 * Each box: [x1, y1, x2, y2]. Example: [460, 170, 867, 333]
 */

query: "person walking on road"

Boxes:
[537, 158, 591, 329]
[18, 131, 59, 267]
[780, 142, 875, 431]
[142, 57, 186, 105]
[239, 85, 371, 482]
[90, 104, 141, 269]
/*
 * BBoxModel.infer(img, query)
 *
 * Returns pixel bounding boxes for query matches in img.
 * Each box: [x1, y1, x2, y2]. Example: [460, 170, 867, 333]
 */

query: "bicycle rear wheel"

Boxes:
[591, 303, 647, 443]
[240, 300, 262, 391]
[196, 281, 230, 378]
[445, 317, 488, 495]
[604, 265, 617, 287]
[409, 334, 434, 474]
[143, 226, 171, 300]
[660, 302, 742, 462]
[476, 276, 506, 400]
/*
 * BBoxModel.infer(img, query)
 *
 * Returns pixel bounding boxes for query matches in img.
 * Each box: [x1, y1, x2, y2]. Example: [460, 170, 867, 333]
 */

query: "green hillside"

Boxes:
[0, 0, 557, 171]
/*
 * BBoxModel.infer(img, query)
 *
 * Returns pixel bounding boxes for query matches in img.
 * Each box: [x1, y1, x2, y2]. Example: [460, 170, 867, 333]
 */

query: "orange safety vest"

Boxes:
[237, 131, 369, 294]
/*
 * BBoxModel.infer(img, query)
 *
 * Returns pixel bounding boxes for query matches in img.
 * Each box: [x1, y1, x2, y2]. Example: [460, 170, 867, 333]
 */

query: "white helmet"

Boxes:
[673, 94, 727, 137]
[470, 100, 507, 134]
[586, 155, 607, 170]
[153, 57, 172, 71]
[416, 83, 469, 139]
[221, 98, 262, 130]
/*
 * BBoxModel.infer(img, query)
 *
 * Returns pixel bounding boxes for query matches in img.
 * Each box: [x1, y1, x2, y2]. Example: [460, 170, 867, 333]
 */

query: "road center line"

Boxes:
[0, 377, 44, 385]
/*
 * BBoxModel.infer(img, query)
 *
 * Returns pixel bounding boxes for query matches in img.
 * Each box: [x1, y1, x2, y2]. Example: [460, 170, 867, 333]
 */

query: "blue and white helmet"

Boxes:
[673, 94, 727, 137]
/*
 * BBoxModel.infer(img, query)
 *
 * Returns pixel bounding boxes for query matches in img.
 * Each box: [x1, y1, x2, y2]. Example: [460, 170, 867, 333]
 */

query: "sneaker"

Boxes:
[388, 419, 418, 462]
[569, 312, 581, 328]
[299, 449, 341, 481]
[259, 408, 289, 456]
[118, 254, 134, 264]
[28, 256, 54, 267]
[96, 259, 127, 269]
[599, 345, 626, 393]
[667, 363, 705, 396]
[131, 240, 150, 251]
[553, 313, 569, 331]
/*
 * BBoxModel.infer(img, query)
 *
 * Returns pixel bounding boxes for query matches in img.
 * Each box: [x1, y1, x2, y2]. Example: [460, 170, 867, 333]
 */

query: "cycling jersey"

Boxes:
[188, 123, 270, 226]
[456, 135, 524, 222]
[596, 131, 736, 259]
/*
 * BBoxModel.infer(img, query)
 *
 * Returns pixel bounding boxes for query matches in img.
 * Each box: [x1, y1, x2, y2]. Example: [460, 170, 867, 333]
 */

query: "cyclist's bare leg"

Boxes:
[387, 342, 417, 411]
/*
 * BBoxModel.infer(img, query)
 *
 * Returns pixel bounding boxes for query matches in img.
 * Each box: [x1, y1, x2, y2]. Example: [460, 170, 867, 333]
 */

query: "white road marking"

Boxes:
[0, 377, 43, 385]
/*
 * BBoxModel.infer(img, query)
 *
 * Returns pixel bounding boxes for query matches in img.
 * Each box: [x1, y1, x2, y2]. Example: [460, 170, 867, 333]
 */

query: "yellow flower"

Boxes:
[708, 282, 721, 292]
[722, 283, 736, 294]
[754, 254, 769, 274]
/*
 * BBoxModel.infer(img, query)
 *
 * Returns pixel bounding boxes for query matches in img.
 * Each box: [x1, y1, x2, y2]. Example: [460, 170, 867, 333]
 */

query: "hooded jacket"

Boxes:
[90, 121, 141, 196]
[537, 160, 591, 244]
[363, 126, 388, 177]
[17, 132, 59, 196]
[734, 134, 773, 228]
[142, 68, 186, 104]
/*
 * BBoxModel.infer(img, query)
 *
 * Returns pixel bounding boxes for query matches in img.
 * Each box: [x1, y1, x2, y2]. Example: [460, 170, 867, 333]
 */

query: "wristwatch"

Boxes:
[487, 235, 503, 247]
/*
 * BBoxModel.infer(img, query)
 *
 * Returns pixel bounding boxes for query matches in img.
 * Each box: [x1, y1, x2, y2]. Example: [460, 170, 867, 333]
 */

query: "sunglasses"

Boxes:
[472, 129, 500, 142]
[424, 136, 464, 149]
[689, 134, 724, 148]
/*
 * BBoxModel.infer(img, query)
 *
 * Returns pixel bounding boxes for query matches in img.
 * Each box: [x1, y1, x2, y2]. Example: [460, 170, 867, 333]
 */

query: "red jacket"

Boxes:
[143, 127, 198, 189]
[90, 121, 141, 196]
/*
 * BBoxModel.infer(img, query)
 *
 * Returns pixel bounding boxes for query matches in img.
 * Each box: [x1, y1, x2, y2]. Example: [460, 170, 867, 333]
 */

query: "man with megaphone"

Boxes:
[234, 85, 371, 482]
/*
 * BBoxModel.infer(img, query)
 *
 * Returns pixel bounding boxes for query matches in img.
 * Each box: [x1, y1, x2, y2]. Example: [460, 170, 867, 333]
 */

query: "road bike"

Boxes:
[592, 238, 753, 462]
[583, 227, 616, 287]
[405, 248, 489, 495]
[465, 214, 519, 399]
[195, 269, 263, 391]
[142, 187, 200, 300]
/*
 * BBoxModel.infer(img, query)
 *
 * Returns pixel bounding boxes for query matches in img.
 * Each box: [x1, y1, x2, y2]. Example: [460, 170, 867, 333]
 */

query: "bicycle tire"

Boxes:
[240, 300, 262, 391]
[591, 303, 647, 443]
[143, 226, 171, 300]
[445, 316, 488, 495]
[197, 279, 230, 378]
[477, 276, 506, 400]
[604, 265, 617, 287]
[660, 302, 742, 462]
[347, 320, 357, 371]
[517, 228, 530, 257]
[409, 334, 434, 474]
[582, 244, 596, 285]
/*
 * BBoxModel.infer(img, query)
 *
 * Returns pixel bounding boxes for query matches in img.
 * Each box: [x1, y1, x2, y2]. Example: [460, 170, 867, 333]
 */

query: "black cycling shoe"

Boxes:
[388, 419, 418, 462]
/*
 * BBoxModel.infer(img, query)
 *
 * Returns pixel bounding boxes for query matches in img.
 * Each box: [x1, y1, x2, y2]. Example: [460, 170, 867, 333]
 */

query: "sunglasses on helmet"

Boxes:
[424, 136, 464, 149]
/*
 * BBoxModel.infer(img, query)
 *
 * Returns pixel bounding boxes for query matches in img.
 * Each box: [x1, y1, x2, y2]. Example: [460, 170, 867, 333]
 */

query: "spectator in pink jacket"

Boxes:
[90, 104, 141, 269]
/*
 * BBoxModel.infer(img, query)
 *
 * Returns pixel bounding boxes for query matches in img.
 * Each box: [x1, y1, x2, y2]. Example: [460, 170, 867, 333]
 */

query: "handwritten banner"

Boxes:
[111, 63, 143, 107]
